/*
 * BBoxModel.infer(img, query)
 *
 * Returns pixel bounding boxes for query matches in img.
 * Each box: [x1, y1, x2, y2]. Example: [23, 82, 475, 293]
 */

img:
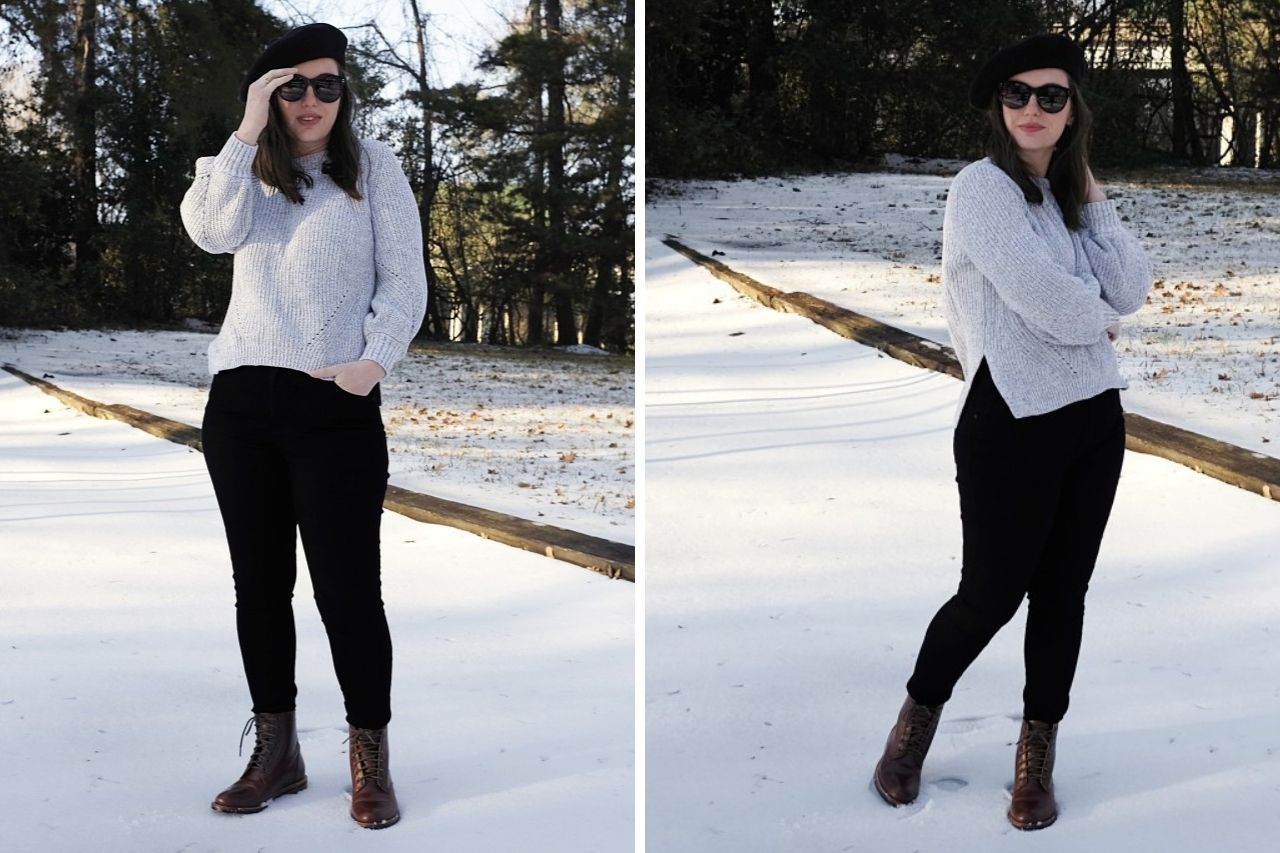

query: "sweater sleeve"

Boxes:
[1078, 200, 1154, 315]
[179, 133, 260, 254]
[949, 164, 1119, 346]
[359, 140, 429, 377]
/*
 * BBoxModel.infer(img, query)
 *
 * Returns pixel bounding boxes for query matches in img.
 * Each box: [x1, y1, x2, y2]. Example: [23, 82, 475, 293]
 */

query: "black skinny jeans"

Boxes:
[906, 360, 1126, 724]
[202, 365, 393, 730]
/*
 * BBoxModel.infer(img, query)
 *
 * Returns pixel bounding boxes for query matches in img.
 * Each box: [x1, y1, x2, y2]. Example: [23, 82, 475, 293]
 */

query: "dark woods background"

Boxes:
[0, 0, 635, 353]
[649, 0, 1280, 178]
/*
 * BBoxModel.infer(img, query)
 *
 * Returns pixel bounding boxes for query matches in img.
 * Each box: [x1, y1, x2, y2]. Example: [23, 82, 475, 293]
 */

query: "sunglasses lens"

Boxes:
[1038, 85, 1069, 112]
[277, 76, 307, 101]
[998, 82, 1030, 109]
[314, 77, 344, 102]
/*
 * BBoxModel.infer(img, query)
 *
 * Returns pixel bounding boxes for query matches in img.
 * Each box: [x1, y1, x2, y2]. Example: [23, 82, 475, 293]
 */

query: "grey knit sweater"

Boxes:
[943, 158, 1153, 419]
[180, 133, 428, 378]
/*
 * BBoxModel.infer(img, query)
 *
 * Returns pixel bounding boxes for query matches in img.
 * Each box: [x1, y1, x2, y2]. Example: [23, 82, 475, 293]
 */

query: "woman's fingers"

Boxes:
[237, 67, 299, 143]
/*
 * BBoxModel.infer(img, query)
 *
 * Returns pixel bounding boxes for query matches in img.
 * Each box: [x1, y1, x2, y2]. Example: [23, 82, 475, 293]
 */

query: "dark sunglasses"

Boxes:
[276, 73, 345, 103]
[998, 80, 1071, 114]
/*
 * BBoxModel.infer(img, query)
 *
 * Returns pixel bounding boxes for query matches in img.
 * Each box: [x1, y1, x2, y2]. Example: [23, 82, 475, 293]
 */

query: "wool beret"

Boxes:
[968, 34, 1086, 109]
[239, 23, 347, 101]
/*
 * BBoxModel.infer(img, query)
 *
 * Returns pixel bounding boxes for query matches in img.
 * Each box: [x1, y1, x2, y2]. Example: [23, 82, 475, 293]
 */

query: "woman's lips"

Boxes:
[1018, 124, 1045, 132]
[298, 115, 322, 125]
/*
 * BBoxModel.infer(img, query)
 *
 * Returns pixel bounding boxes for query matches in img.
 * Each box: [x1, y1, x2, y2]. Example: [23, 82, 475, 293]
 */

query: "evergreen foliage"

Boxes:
[0, 0, 634, 351]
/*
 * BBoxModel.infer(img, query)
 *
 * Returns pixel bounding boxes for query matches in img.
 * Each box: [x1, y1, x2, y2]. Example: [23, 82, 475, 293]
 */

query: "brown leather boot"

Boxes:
[211, 711, 308, 814]
[872, 695, 944, 806]
[1008, 719, 1058, 830]
[349, 725, 400, 829]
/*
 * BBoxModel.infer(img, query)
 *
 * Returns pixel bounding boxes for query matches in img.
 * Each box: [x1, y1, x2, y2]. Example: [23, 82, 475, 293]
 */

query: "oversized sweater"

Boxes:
[179, 133, 428, 378]
[942, 158, 1153, 419]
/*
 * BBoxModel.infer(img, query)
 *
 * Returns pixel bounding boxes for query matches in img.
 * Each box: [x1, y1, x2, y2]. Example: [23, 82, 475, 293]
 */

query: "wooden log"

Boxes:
[662, 237, 964, 379]
[1124, 413, 1278, 502]
[662, 236, 1280, 503]
[384, 486, 633, 580]
[3, 363, 635, 580]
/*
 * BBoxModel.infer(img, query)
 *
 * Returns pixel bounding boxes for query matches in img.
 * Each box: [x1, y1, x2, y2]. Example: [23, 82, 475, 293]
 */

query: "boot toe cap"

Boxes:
[352, 800, 401, 828]
[211, 783, 269, 814]
[1008, 790, 1058, 830]
[873, 761, 920, 806]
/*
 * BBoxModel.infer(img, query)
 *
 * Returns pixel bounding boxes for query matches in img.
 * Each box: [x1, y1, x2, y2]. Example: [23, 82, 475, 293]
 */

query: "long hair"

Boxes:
[984, 85, 1093, 230]
[252, 88, 363, 205]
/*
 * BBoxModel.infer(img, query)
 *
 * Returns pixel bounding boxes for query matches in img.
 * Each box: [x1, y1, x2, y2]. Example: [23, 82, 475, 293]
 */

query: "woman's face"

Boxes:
[275, 56, 342, 152]
[1002, 67, 1072, 157]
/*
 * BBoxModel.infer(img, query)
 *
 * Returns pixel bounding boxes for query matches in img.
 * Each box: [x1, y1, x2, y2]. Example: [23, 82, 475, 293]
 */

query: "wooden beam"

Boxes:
[662, 236, 1280, 503]
[2, 363, 635, 580]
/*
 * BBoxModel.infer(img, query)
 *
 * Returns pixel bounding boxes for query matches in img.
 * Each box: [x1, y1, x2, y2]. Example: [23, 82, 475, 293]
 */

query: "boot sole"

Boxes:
[211, 776, 308, 814]
[353, 810, 401, 830]
[1008, 810, 1057, 831]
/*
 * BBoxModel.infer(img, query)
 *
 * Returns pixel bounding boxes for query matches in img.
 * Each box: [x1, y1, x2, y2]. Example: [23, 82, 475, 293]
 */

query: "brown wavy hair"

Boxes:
[251, 88, 363, 205]
[984, 84, 1093, 230]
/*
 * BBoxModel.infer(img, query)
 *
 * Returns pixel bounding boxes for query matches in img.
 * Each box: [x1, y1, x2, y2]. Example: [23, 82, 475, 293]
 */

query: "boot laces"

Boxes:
[348, 728, 388, 791]
[898, 703, 939, 760]
[1018, 725, 1053, 784]
[238, 715, 279, 770]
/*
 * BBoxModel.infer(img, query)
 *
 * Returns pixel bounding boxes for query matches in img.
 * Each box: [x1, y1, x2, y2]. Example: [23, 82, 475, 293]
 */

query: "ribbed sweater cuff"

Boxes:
[213, 133, 258, 177]
[1082, 200, 1122, 232]
[361, 333, 407, 377]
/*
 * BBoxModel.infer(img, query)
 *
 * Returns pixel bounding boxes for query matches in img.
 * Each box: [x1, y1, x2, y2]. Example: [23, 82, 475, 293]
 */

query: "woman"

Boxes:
[179, 22, 427, 829]
[872, 34, 1152, 830]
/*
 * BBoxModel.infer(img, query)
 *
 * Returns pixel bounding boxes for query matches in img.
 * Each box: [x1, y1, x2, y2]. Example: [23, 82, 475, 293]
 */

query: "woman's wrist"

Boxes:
[359, 358, 388, 379]
[1084, 171, 1106, 202]
[234, 125, 261, 147]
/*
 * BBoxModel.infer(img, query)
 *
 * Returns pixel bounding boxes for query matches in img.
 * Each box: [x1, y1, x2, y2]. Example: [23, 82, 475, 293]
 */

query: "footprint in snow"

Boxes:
[937, 712, 1020, 735]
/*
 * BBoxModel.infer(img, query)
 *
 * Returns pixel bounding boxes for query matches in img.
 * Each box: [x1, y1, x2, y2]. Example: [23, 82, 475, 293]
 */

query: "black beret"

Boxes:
[239, 23, 347, 101]
[968, 34, 1086, 109]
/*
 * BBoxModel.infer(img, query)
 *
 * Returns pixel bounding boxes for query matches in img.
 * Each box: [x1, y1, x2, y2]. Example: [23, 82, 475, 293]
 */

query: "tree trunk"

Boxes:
[526, 0, 547, 346]
[1169, 0, 1205, 163]
[72, 0, 100, 309]
[744, 0, 778, 136]
[584, 0, 633, 351]
[407, 0, 443, 340]
[545, 0, 575, 346]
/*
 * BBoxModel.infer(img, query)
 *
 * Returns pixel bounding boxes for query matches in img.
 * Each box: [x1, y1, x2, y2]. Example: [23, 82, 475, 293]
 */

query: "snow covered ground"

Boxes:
[645, 234, 1280, 852]
[648, 169, 1280, 455]
[0, 328, 635, 544]
[0, 366, 633, 852]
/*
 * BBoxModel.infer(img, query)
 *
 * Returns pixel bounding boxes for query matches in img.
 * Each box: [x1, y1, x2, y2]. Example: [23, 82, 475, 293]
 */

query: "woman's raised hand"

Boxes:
[1084, 166, 1107, 203]
[235, 67, 298, 146]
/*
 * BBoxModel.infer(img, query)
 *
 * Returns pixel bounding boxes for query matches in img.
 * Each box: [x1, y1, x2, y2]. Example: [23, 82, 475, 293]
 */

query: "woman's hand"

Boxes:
[309, 359, 387, 396]
[235, 67, 299, 146]
[1084, 166, 1107, 203]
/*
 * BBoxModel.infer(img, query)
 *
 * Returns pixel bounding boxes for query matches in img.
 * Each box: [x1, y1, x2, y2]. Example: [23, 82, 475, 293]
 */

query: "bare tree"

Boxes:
[353, 1, 442, 339]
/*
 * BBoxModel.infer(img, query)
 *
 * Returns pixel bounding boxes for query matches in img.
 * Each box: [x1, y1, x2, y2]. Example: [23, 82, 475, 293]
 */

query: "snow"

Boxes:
[0, 328, 635, 544]
[648, 170, 1280, 456]
[644, 233, 1280, 852]
[0, 366, 633, 852]
[559, 344, 615, 356]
